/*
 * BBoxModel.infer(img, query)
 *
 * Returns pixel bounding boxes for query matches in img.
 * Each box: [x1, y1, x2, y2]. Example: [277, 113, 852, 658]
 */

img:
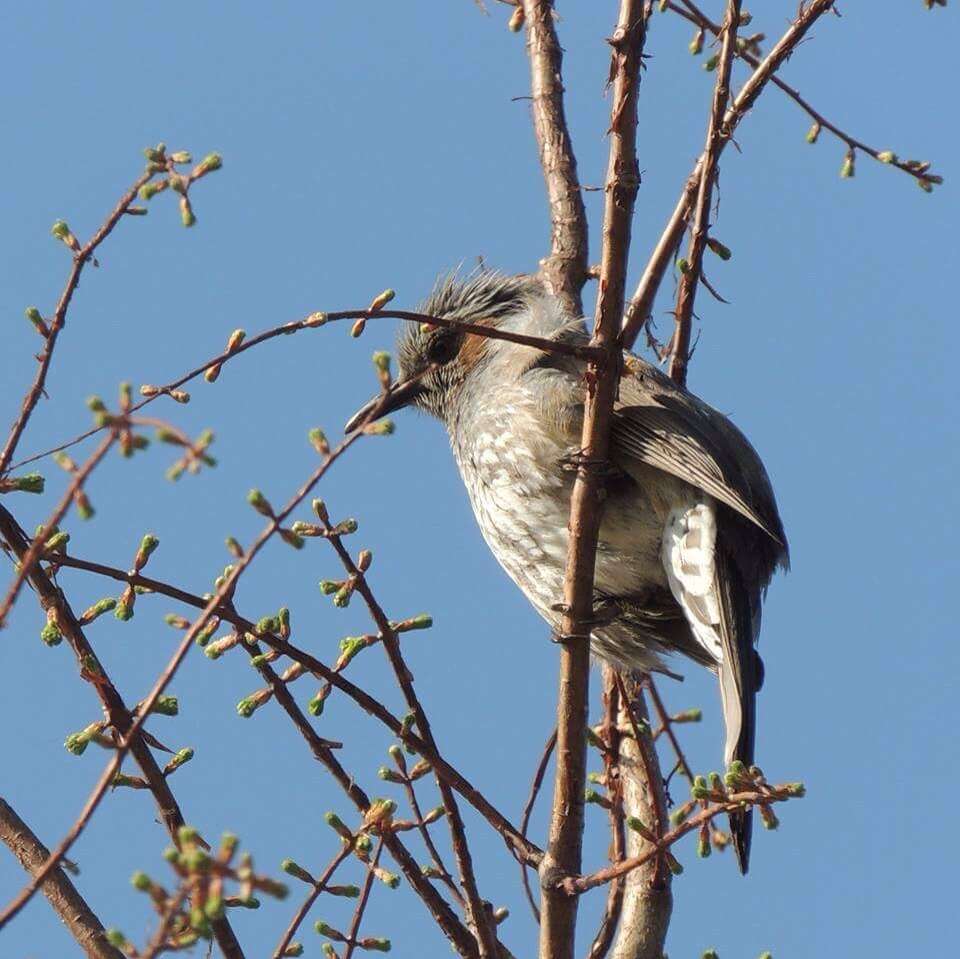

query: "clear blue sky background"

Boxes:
[1, 3, 956, 957]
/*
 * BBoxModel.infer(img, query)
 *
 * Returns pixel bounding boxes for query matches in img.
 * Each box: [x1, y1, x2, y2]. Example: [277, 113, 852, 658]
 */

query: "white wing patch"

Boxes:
[661, 503, 723, 664]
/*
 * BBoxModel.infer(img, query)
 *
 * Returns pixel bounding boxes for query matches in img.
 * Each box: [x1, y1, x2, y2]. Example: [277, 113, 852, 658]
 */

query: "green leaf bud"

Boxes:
[308, 427, 331, 455]
[247, 488, 273, 516]
[281, 858, 315, 884]
[327, 884, 361, 898]
[152, 695, 179, 716]
[360, 938, 392, 952]
[193, 153, 223, 177]
[705, 238, 732, 261]
[164, 748, 194, 774]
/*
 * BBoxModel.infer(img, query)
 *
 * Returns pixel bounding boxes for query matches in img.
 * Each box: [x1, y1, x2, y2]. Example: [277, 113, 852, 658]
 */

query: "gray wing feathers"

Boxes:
[613, 363, 789, 560]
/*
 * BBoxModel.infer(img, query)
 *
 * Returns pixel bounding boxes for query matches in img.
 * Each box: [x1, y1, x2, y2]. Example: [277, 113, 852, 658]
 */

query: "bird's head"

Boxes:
[345, 271, 562, 431]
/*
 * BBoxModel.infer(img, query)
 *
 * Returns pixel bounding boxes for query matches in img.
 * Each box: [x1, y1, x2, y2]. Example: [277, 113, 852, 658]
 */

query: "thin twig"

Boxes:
[253, 656, 483, 959]
[400, 766, 465, 906]
[0, 431, 116, 628]
[44, 549, 543, 868]
[669, 0, 941, 186]
[621, 0, 838, 350]
[10, 308, 602, 474]
[0, 169, 155, 477]
[669, 0, 741, 386]
[285, 523, 499, 957]
[584, 667, 625, 959]
[0, 504, 246, 957]
[560, 785, 799, 895]
[518, 728, 557, 924]
[273, 847, 352, 959]
[0, 416, 372, 929]
[342, 840, 383, 959]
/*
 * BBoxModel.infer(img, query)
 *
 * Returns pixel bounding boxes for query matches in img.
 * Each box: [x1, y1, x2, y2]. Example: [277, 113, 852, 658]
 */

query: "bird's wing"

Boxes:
[613, 358, 787, 552]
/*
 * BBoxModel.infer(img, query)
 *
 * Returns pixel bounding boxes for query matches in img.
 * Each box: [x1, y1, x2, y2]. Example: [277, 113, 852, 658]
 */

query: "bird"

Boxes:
[346, 271, 789, 872]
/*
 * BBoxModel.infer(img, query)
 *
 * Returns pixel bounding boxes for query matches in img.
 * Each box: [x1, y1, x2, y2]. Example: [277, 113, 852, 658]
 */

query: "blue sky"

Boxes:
[1, 3, 956, 957]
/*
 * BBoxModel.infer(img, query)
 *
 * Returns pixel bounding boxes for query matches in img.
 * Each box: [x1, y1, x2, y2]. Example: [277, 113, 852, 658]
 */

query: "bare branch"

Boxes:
[540, 4, 647, 958]
[609, 677, 671, 959]
[273, 847, 352, 959]
[521, 0, 590, 316]
[519, 729, 557, 924]
[0, 505, 245, 958]
[10, 308, 602, 475]
[0, 417, 373, 929]
[670, 0, 942, 188]
[0, 798, 121, 959]
[621, 0, 838, 350]
[320, 522, 499, 956]
[43, 548, 544, 869]
[0, 431, 116, 628]
[0, 169, 154, 477]
[669, 0, 742, 386]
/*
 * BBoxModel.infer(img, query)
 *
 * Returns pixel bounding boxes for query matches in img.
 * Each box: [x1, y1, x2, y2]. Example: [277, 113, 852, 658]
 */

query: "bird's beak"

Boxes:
[344, 376, 425, 433]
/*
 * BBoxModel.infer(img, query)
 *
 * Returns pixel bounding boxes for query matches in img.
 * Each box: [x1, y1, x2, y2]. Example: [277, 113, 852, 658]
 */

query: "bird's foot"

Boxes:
[548, 598, 620, 642]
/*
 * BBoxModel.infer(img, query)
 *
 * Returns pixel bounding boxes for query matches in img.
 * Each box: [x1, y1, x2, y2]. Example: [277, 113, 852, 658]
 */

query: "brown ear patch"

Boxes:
[456, 319, 495, 370]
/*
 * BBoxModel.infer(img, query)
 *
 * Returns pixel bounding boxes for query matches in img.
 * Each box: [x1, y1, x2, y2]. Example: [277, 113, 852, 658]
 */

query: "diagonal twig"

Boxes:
[621, 0, 838, 351]
[668, 0, 742, 386]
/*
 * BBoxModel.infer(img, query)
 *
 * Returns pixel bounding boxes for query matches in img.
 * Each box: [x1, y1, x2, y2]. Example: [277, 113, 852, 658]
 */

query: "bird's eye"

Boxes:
[427, 334, 457, 365]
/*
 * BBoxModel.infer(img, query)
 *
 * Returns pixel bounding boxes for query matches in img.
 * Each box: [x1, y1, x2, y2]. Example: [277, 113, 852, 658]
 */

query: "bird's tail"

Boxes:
[715, 545, 760, 874]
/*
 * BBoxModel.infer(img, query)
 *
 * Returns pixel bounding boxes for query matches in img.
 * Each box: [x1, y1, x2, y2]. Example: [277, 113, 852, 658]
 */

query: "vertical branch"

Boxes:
[538, 5, 646, 959]
[521, 0, 590, 317]
[610, 678, 671, 959]
[585, 667, 625, 959]
[668, 0, 742, 386]
[0, 798, 121, 959]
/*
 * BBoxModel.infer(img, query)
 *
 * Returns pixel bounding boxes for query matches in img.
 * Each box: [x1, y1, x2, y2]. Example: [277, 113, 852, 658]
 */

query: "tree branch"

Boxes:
[621, 0, 837, 351]
[521, 0, 590, 316]
[0, 504, 245, 959]
[539, 4, 646, 958]
[0, 797, 121, 959]
[609, 677, 671, 959]
[669, 0, 942, 188]
[42, 548, 543, 869]
[0, 418, 373, 930]
[669, 0, 742, 386]
[0, 169, 155, 477]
